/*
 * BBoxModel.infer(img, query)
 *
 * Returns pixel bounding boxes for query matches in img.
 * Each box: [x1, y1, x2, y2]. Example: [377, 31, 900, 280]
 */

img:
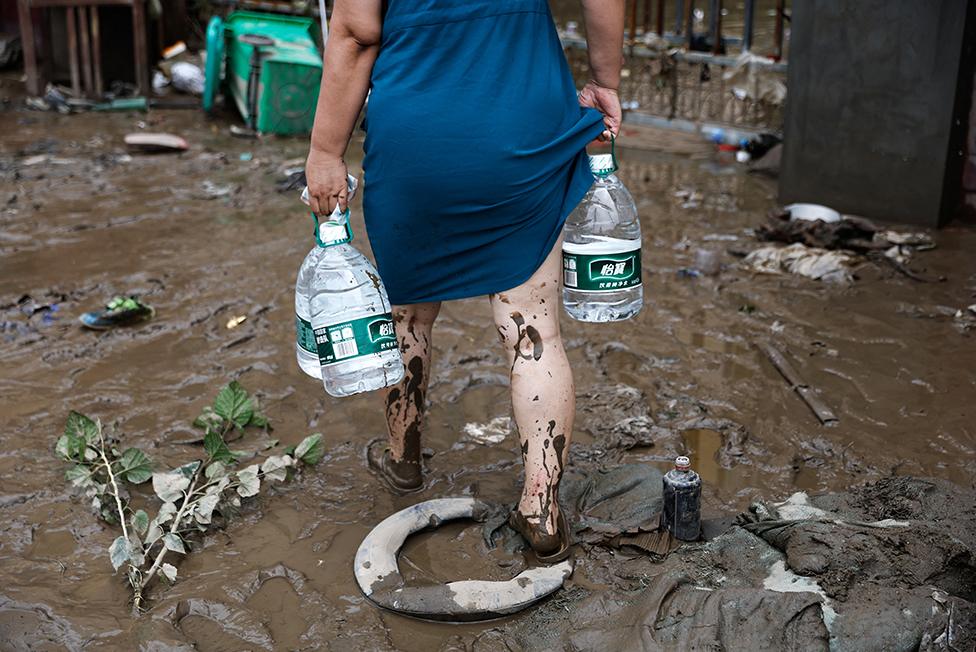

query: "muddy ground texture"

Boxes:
[1, 77, 975, 650]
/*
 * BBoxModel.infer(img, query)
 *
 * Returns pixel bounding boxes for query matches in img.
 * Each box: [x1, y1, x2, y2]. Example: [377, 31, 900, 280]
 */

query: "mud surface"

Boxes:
[2, 43, 976, 652]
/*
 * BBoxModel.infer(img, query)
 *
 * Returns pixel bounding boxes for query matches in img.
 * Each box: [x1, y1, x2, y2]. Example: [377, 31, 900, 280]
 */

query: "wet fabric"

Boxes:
[362, 0, 605, 304]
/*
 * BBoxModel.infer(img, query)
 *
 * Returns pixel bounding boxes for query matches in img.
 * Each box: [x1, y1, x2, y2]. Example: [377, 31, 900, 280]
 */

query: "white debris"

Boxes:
[462, 417, 511, 445]
[744, 243, 855, 284]
[763, 560, 838, 635]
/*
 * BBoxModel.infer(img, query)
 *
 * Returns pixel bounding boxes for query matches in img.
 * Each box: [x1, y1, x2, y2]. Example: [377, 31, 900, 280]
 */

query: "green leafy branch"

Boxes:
[56, 382, 324, 613]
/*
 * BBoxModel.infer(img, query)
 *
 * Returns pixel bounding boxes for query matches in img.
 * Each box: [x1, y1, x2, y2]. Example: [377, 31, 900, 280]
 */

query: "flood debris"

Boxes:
[55, 382, 323, 613]
[759, 342, 838, 425]
[744, 243, 857, 283]
[354, 497, 572, 621]
[124, 133, 189, 153]
[79, 296, 154, 330]
[462, 416, 512, 445]
[501, 477, 976, 652]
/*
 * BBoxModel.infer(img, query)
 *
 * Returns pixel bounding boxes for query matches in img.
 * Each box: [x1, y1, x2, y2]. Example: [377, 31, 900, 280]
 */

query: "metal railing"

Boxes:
[564, 0, 791, 134]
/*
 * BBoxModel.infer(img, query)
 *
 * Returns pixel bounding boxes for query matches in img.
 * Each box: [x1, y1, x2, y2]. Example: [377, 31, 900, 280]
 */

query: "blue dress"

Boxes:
[362, 0, 605, 304]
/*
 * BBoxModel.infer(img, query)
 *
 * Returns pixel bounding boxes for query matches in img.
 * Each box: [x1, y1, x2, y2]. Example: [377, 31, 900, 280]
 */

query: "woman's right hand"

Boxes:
[305, 148, 349, 216]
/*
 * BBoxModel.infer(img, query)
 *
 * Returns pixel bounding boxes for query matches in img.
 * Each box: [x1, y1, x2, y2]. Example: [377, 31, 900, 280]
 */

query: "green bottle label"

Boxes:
[563, 248, 642, 292]
[313, 313, 398, 366]
[296, 315, 317, 354]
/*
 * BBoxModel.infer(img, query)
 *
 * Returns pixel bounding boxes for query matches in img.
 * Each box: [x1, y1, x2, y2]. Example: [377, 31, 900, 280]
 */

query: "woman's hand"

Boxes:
[578, 79, 622, 141]
[305, 148, 349, 216]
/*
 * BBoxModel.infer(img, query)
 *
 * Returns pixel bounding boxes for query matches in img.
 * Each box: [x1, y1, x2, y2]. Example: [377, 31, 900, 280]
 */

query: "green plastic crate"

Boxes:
[223, 11, 322, 136]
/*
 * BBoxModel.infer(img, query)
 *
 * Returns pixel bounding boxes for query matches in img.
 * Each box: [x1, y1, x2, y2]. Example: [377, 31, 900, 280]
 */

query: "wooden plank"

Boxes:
[131, 0, 148, 96]
[17, 0, 40, 95]
[66, 6, 81, 96]
[91, 5, 103, 96]
[78, 5, 93, 95]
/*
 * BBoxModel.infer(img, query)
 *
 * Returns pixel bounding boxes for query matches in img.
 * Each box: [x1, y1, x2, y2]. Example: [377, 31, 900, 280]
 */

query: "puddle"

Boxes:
[1, 17, 974, 646]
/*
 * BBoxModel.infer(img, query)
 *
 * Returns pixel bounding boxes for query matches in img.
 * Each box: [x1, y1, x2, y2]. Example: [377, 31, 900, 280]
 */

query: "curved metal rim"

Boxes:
[354, 497, 573, 622]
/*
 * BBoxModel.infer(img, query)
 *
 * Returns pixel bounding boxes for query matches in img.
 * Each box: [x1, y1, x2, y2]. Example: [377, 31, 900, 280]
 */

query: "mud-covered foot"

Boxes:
[365, 437, 424, 495]
[509, 508, 572, 563]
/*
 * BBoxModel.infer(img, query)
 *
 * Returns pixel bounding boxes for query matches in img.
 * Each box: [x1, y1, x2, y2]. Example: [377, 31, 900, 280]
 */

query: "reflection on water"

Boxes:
[681, 427, 725, 487]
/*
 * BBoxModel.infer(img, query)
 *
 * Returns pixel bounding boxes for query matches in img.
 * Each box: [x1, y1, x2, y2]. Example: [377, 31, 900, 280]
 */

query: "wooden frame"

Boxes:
[16, 0, 148, 97]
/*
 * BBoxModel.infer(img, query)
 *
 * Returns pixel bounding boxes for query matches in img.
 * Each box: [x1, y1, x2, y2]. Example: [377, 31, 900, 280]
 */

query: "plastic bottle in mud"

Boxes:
[562, 152, 643, 322]
[295, 182, 404, 396]
[660, 456, 702, 541]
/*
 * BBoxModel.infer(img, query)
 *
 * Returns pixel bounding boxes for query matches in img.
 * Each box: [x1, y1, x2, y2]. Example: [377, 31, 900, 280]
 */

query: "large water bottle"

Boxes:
[294, 177, 359, 379]
[562, 148, 643, 322]
[294, 181, 404, 396]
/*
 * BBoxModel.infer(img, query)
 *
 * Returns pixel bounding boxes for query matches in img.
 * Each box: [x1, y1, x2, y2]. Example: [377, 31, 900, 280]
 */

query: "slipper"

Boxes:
[365, 437, 424, 495]
[509, 508, 573, 564]
[79, 296, 154, 330]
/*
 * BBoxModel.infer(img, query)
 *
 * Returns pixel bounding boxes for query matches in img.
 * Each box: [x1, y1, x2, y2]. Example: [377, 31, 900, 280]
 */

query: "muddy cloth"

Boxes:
[503, 477, 976, 652]
[560, 465, 664, 545]
[362, 0, 604, 304]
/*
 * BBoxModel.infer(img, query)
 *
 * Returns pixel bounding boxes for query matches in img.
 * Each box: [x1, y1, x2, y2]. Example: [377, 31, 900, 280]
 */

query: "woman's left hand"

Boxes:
[578, 79, 622, 142]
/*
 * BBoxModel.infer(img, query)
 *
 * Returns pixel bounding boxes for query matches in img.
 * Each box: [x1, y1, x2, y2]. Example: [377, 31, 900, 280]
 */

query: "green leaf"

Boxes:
[156, 501, 178, 524]
[213, 381, 253, 429]
[56, 432, 88, 461]
[194, 494, 220, 524]
[160, 562, 178, 582]
[261, 455, 292, 483]
[236, 465, 260, 498]
[65, 465, 93, 488]
[250, 412, 269, 428]
[131, 510, 149, 536]
[263, 439, 279, 450]
[145, 520, 163, 545]
[153, 471, 190, 503]
[162, 533, 186, 554]
[193, 406, 223, 432]
[174, 461, 202, 479]
[204, 430, 236, 464]
[294, 434, 325, 466]
[127, 533, 145, 566]
[205, 461, 227, 480]
[65, 411, 100, 444]
[119, 448, 153, 484]
[109, 536, 129, 570]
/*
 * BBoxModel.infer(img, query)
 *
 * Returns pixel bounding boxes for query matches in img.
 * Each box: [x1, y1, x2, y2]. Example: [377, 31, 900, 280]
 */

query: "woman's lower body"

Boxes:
[369, 237, 572, 553]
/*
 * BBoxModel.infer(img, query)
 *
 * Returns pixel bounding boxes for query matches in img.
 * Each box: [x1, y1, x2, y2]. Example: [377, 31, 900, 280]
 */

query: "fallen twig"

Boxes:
[758, 342, 838, 425]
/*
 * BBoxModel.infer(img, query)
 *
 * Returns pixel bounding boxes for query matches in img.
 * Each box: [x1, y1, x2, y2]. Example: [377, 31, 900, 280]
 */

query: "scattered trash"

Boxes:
[660, 456, 702, 540]
[722, 52, 787, 105]
[125, 133, 189, 153]
[225, 315, 247, 329]
[200, 180, 234, 199]
[93, 98, 148, 112]
[0, 33, 22, 69]
[787, 203, 842, 224]
[79, 296, 155, 330]
[462, 416, 511, 445]
[21, 154, 74, 166]
[758, 342, 838, 425]
[230, 125, 258, 139]
[171, 62, 205, 95]
[677, 268, 701, 279]
[693, 248, 722, 276]
[152, 71, 170, 94]
[162, 41, 188, 60]
[744, 243, 856, 284]
[239, 152, 253, 162]
[25, 84, 71, 114]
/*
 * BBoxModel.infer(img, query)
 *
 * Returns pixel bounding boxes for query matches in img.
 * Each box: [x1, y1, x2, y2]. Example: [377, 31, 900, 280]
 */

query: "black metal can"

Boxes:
[660, 456, 702, 541]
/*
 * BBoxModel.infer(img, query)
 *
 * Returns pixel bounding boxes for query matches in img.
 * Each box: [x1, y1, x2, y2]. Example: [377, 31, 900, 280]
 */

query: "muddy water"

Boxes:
[2, 68, 976, 652]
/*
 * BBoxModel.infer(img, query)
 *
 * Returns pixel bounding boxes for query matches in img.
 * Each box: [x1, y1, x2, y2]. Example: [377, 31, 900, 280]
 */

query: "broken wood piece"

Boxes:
[124, 133, 188, 153]
[758, 342, 838, 425]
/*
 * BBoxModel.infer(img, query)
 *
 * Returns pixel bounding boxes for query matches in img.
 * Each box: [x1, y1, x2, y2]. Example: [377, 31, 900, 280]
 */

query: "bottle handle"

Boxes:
[610, 132, 618, 173]
[311, 209, 352, 247]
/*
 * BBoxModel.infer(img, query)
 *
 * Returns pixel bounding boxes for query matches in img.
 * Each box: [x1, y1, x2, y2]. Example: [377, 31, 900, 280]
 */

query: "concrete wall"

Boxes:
[780, 0, 974, 227]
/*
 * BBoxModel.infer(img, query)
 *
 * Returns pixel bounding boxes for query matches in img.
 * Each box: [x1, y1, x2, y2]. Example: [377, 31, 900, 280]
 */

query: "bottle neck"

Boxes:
[312, 211, 354, 248]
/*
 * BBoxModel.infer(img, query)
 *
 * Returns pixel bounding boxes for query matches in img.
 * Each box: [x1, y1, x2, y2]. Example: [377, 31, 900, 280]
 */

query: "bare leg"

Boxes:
[376, 301, 440, 488]
[490, 238, 573, 546]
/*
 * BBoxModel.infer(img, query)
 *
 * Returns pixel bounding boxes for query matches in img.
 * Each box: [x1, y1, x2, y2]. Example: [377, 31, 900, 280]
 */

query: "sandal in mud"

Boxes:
[365, 437, 425, 495]
[79, 296, 155, 330]
[509, 508, 573, 564]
